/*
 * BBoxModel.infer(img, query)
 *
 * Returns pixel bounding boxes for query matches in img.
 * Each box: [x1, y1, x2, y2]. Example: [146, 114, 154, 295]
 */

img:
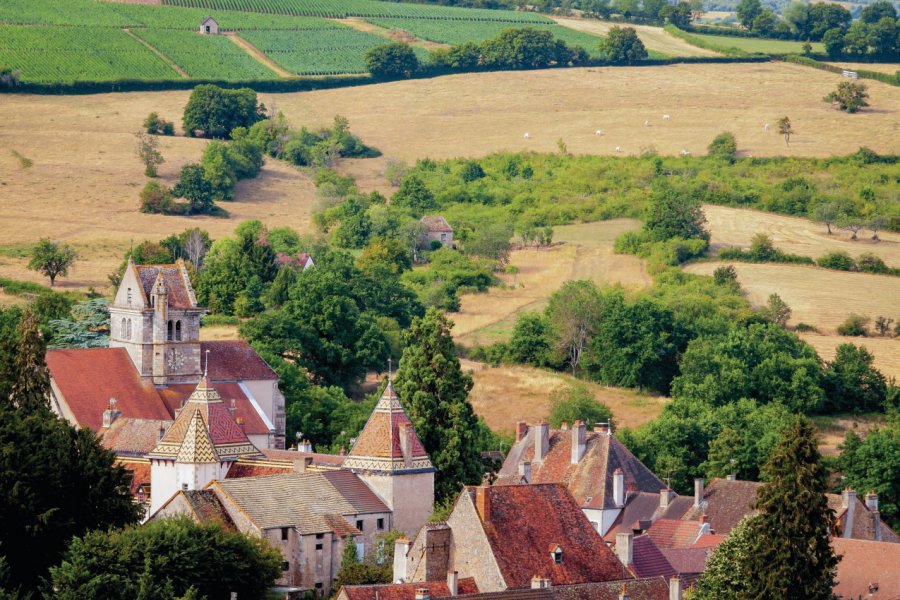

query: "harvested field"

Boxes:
[461, 358, 667, 434]
[826, 62, 900, 75]
[800, 333, 900, 380]
[452, 219, 649, 346]
[200, 324, 241, 340]
[684, 262, 900, 334]
[553, 17, 720, 57]
[704, 205, 900, 268]
[812, 413, 887, 457]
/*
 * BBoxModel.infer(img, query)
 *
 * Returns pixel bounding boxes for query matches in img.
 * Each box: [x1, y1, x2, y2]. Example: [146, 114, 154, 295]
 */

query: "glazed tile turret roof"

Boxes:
[342, 382, 434, 474]
[148, 377, 261, 462]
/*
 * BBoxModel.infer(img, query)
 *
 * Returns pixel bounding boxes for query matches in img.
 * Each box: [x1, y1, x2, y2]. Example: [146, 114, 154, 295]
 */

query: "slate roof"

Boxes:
[211, 471, 389, 534]
[201, 341, 277, 381]
[497, 427, 665, 511]
[344, 383, 433, 474]
[149, 377, 261, 462]
[629, 535, 677, 580]
[102, 418, 172, 456]
[420, 216, 453, 233]
[453, 577, 670, 600]
[828, 493, 900, 544]
[463, 484, 627, 588]
[135, 263, 197, 309]
[340, 578, 479, 600]
[644, 519, 705, 549]
[833, 538, 900, 599]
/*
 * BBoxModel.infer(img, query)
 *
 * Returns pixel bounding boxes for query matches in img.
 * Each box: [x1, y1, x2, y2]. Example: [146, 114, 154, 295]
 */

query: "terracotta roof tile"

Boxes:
[201, 341, 277, 381]
[341, 577, 479, 600]
[158, 382, 270, 437]
[47, 348, 172, 429]
[833, 538, 900, 599]
[466, 484, 626, 588]
[420, 216, 453, 233]
[117, 458, 151, 497]
[454, 577, 670, 600]
[680, 479, 762, 535]
[658, 548, 708, 576]
[691, 534, 726, 549]
[644, 520, 704, 549]
[226, 462, 292, 478]
[136, 264, 196, 309]
[261, 448, 345, 467]
[630, 535, 677, 579]
[102, 418, 172, 455]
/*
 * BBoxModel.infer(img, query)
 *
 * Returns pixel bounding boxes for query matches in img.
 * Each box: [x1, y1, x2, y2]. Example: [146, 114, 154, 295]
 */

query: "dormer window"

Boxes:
[550, 544, 562, 564]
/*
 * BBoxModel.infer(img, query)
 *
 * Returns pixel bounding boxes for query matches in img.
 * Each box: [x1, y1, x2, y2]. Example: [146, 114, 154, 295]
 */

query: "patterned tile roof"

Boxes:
[201, 341, 277, 381]
[629, 535, 677, 580]
[833, 538, 900, 599]
[135, 262, 197, 309]
[149, 378, 261, 462]
[420, 216, 453, 233]
[101, 418, 172, 455]
[157, 382, 270, 436]
[453, 577, 670, 600]
[341, 578, 479, 600]
[497, 428, 664, 511]
[47, 348, 171, 430]
[464, 484, 627, 588]
[343, 383, 433, 474]
[211, 471, 388, 534]
[644, 520, 705, 549]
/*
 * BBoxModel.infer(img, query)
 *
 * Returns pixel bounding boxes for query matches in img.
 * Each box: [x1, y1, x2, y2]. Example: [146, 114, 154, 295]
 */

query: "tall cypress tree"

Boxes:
[9, 309, 50, 412]
[744, 417, 838, 599]
[394, 308, 483, 502]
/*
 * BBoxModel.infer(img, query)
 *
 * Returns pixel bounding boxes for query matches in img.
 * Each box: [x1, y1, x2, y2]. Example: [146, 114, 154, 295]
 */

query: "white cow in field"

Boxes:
[764, 123, 769, 132]
[615, 146, 622, 153]
[680, 148, 690, 156]
[644, 120, 650, 127]
[663, 114, 671, 120]
[523, 132, 530, 139]
[595, 129, 603, 136]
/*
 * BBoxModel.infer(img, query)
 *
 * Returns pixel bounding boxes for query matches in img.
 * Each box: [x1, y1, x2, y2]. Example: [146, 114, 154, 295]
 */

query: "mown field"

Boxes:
[682, 31, 826, 55]
[551, 17, 720, 58]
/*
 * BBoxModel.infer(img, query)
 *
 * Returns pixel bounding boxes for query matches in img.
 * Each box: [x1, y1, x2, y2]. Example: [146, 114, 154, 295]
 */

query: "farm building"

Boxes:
[199, 16, 219, 35]
[421, 215, 454, 248]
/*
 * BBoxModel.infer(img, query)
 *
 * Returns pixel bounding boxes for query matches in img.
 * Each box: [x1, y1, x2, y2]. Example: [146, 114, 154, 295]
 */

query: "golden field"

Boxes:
[552, 17, 720, 57]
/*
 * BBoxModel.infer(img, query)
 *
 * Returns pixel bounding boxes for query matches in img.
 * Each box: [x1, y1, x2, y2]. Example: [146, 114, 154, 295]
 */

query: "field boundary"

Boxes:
[224, 32, 293, 78]
[123, 27, 188, 78]
[782, 55, 900, 87]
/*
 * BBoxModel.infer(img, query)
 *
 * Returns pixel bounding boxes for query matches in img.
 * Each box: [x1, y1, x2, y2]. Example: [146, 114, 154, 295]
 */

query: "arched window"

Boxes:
[126, 319, 132, 340]
[121, 318, 127, 340]
[167, 320, 173, 341]
[175, 320, 182, 341]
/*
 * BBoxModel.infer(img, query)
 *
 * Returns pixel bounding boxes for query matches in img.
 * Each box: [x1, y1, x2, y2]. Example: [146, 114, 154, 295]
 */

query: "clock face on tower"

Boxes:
[167, 348, 185, 370]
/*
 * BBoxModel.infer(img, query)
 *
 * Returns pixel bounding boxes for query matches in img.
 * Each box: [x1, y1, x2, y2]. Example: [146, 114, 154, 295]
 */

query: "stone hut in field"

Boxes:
[199, 16, 219, 35]
[420, 215, 454, 249]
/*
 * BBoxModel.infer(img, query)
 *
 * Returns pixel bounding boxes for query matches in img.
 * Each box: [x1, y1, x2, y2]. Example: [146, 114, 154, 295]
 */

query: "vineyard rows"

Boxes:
[240, 28, 390, 74]
[161, 0, 551, 22]
[0, 25, 177, 82]
[132, 28, 278, 80]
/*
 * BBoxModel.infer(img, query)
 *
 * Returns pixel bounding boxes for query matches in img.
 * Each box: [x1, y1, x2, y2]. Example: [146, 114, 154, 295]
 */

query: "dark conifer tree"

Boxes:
[9, 309, 50, 411]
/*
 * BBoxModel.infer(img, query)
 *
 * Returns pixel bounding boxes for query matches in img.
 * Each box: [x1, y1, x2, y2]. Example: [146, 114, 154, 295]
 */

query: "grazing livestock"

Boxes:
[524, 132, 530, 139]
[680, 148, 690, 156]
[615, 146, 622, 153]
[764, 123, 769, 132]
[644, 120, 650, 127]
[595, 129, 603, 136]
[663, 114, 671, 120]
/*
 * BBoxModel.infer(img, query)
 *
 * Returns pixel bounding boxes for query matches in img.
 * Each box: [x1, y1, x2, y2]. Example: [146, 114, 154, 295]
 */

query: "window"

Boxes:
[281, 528, 289, 541]
[377, 518, 384, 530]
[127, 288, 132, 303]
[121, 318, 127, 340]
[205, 25, 211, 33]
[315, 543, 323, 551]
[314, 583, 323, 590]
[181, 483, 188, 491]
[151, 295, 155, 308]
[175, 320, 182, 341]
[126, 319, 132, 340]
[167, 320, 173, 341]
[315, 533, 324, 539]
[553, 548, 563, 564]
[282, 561, 290, 572]
[356, 542, 364, 560]
[356, 519, 363, 531]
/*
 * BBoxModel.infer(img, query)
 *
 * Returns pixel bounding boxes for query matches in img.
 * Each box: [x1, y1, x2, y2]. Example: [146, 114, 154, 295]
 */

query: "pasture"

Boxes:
[461, 359, 667, 434]
[801, 333, 900, 380]
[683, 32, 826, 55]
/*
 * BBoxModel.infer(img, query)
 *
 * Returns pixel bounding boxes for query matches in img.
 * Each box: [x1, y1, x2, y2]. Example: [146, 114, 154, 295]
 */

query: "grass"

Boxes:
[0, 277, 51, 297]
[10, 150, 32, 169]
[680, 30, 825, 56]
[826, 62, 900, 76]
[0, 244, 34, 259]
[800, 333, 900, 380]
[461, 358, 668, 435]
[553, 17, 720, 58]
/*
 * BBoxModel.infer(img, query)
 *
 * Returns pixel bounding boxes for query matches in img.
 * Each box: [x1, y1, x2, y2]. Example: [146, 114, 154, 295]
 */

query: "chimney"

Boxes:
[865, 491, 878, 512]
[298, 439, 313, 453]
[874, 510, 882, 542]
[530, 577, 551, 590]
[615, 532, 633, 567]
[101, 398, 120, 428]
[669, 576, 682, 600]
[613, 468, 625, 507]
[475, 486, 491, 523]
[516, 421, 528, 442]
[660, 488, 675, 509]
[518, 461, 532, 483]
[447, 571, 458, 597]
[415, 589, 430, 600]
[618, 583, 629, 600]
[726, 474, 736, 481]
[158, 424, 166, 440]
[594, 423, 609, 435]
[399, 422, 415, 467]
[393, 537, 410, 582]
[534, 421, 549, 463]
[560, 422, 569, 431]
[694, 478, 704, 507]
[228, 398, 236, 417]
[841, 488, 857, 509]
[236, 416, 245, 431]
[571, 421, 586, 465]
[293, 456, 313, 473]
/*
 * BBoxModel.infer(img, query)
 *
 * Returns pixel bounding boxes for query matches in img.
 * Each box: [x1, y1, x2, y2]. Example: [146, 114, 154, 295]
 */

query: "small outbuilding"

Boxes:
[420, 215, 454, 248]
[199, 16, 219, 35]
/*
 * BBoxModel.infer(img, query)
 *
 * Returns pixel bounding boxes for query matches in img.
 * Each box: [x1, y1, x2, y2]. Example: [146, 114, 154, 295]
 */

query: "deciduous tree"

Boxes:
[598, 26, 648, 65]
[28, 238, 77, 286]
[546, 280, 604, 375]
[365, 42, 419, 79]
[135, 130, 165, 177]
[777, 116, 794, 145]
[825, 81, 870, 113]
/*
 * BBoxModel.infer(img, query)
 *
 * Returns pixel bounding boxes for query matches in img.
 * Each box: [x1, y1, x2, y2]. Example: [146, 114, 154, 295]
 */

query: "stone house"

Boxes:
[394, 483, 627, 593]
[496, 421, 666, 536]
[200, 16, 219, 34]
[420, 216, 454, 249]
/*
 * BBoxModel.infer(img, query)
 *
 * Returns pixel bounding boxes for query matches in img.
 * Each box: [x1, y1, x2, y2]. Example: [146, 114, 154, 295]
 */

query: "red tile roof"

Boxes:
[420, 216, 453, 233]
[629, 535, 677, 580]
[828, 494, 900, 544]
[644, 520, 704, 549]
[454, 578, 670, 600]
[657, 548, 708, 576]
[465, 484, 628, 588]
[680, 479, 761, 535]
[497, 428, 664, 511]
[691, 534, 726, 549]
[341, 578, 479, 600]
[181, 489, 236, 529]
[261, 448, 345, 467]
[136, 264, 196, 309]
[201, 341, 277, 381]
[47, 348, 171, 430]
[102, 417, 172, 455]
[157, 382, 270, 436]
[117, 458, 151, 497]
[833, 538, 900, 599]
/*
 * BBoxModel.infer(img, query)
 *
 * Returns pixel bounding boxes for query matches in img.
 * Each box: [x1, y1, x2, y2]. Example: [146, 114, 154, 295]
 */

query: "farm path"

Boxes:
[122, 28, 188, 78]
[337, 17, 449, 50]
[225, 33, 294, 78]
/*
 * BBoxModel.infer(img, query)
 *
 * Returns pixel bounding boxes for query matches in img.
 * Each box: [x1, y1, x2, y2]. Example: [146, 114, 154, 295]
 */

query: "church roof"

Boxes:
[149, 377, 261, 462]
[135, 262, 197, 309]
[342, 383, 433, 474]
[201, 341, 277, 381]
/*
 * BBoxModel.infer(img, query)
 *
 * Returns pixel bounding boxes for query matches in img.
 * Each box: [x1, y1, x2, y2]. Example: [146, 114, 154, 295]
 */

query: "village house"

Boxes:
[275, 252, 315, 271]
[420, 216, 454, 249]
[394, 483, 628, 593]
[495, 421, 666, 535]
[46, 258, 287, 450]
[337, 573, 479, 600]
[199, 16, 218, 34]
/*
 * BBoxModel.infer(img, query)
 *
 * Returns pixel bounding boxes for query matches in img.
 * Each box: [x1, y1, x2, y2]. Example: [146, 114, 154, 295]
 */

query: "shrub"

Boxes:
[548, 383, 614, 429]
[365, 42, 419, 79]
[430, 240, 443, 251]
[795, 323, 819, 332]
[143, 112, 175, 135]
[182, 84, 264, 139]
[139, 181, 176, 214]
[857, 252, 889, 274]
[837, 314, 870, 336]
[824, 81, 870, 113]
[713, 265, 739, 286]
[708, 132, 737, 162]
[817, 251, 856, 271]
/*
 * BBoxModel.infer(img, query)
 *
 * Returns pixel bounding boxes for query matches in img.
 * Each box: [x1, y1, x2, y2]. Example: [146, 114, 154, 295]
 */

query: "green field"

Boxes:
[132, 29, 278, 79]
[0, 25, 177, 82]
[686, 32, 825, 55]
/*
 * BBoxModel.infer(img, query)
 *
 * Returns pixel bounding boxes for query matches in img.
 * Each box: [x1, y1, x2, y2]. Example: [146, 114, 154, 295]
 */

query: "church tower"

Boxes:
[109, 258, 204, 384]
[342, 382, 435, 536]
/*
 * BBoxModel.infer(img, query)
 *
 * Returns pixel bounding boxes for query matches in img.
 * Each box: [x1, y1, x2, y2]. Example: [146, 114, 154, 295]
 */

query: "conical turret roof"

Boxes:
[149, 377, 261, 462]
[342, 382, 434, 474]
